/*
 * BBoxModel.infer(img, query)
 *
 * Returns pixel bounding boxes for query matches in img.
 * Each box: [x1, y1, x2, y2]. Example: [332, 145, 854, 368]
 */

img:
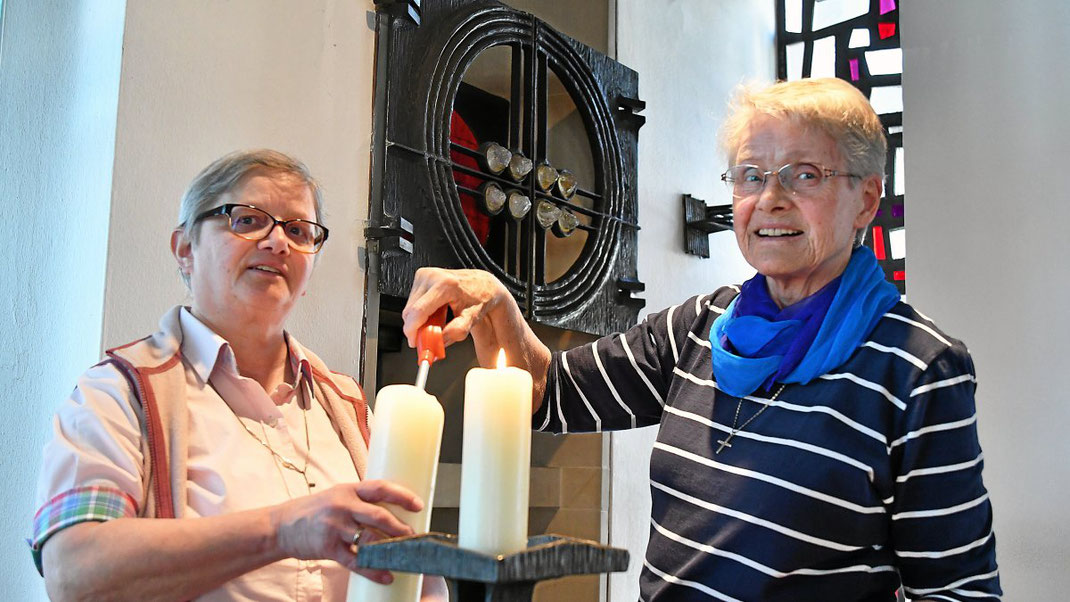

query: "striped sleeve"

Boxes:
[890, 344, 1002, 600]
[534, 294, 714, 434]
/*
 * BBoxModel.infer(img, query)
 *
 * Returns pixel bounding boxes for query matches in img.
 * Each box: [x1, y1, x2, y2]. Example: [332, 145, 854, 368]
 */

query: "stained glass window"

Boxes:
[776, 0, 905, 294]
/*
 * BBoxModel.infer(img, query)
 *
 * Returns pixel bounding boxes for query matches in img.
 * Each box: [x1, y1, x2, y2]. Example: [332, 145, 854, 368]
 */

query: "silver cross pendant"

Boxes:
[715, 438, 733, 454]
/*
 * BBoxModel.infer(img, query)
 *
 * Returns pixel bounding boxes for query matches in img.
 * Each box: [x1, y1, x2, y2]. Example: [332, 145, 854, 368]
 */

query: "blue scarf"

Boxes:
[709, 246, 901, 398]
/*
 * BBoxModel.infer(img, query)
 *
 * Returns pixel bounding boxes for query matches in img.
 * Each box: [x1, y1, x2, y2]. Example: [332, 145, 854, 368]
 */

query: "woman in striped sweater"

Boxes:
[404, 78, 1000, 601]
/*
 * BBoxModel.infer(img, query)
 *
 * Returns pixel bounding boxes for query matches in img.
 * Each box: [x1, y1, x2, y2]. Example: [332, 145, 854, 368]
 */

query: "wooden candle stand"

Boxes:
[356, 533, 630, 602]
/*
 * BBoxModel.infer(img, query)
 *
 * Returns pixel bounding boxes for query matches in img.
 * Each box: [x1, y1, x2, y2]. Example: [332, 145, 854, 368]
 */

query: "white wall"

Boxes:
[104, 0, 375, 374]
[611, 2, 774, 598]
[901, 2, 1070, 598]
[0, 1, 126, 595]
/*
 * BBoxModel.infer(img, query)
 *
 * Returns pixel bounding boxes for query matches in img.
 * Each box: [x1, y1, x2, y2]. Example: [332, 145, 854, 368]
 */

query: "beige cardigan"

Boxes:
[104, 306, 370, 519]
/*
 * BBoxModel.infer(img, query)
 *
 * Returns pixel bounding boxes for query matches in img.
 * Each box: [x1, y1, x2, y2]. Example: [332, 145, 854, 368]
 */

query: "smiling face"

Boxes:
[172, 168, 317, 333]
[732, 115, 881, 307]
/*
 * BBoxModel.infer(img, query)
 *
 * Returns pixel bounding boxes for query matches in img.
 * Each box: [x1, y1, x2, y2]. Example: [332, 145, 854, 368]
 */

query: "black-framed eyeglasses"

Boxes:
[192, 203, 329, 254]
[721, 162, 862, 199]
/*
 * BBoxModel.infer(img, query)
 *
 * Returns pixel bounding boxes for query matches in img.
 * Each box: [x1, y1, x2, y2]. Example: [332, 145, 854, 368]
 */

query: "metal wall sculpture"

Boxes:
[776, 0, 905, 294]
[366, 0, 646, 337]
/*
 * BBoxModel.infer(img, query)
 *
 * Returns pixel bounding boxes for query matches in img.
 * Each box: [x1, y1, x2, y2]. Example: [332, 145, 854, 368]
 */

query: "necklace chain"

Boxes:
[234, 414, 312, 479]
[212, 380, 316, 493]
[715, 383, 786, 454]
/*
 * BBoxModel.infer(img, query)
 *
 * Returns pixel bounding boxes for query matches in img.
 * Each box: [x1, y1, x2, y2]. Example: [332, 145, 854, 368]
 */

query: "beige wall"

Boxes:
[104, 0, 376, 375]
[902, 2, 1070, 598]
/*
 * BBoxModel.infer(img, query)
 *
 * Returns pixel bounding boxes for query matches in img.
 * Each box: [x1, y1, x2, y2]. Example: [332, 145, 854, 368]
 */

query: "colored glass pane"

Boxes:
[879, 22, 897, 39]
[811, 36, 836, 78]
[893, 270, 905, 281]
[888, 125, 903, 134]
[872, 226, 887, 260]
[813, 0, 868, 31]
[785, 0, 802, 34]
[889, 227, 905, 260]
[880, 0, 897, 15]
[786, 41, 804, 81]
[865, 48, 902, 75]
[894, 147, 905, 196]
[892, 204, 904, 218]
[869, 85, 902, 114]
[849, 28, 871, 48]
[849, 58, 860, 81]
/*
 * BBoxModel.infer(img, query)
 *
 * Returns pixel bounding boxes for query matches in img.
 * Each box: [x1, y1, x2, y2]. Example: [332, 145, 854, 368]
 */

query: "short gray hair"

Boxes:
[719, 78, 886, 248]
[719, 78, 887, 178]
[178, 149, 325, 242]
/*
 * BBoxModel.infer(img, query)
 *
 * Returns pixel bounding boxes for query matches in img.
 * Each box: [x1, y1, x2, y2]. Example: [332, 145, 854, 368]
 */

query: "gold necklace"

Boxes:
[715, 383, 786, 454]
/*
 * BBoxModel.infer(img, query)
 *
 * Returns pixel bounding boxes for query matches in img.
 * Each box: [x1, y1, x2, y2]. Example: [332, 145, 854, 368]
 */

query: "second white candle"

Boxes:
[457, 349, 533, 556]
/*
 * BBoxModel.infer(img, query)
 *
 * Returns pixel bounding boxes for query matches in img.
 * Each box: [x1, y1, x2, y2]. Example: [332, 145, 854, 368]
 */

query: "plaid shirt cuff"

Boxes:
[30, 485, 138, 575]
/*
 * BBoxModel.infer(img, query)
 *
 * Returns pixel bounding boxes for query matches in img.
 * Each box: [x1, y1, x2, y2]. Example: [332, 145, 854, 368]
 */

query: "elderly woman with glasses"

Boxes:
[33, 150, 446, 601]
[402, 79, 1001, 600]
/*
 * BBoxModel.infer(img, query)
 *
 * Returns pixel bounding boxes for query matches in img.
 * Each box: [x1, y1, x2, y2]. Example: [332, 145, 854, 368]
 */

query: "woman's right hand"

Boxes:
[271, 479, 423, 584]
[401, 266, 552, 402]
[402, 267, 511, 352]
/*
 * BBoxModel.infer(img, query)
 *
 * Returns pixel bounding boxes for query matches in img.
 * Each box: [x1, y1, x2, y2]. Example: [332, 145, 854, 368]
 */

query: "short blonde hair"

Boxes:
[719, 78, 887, 178]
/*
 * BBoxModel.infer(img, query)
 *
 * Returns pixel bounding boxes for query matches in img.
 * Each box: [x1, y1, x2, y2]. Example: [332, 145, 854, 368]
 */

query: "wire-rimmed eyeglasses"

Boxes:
[721, 162, 862, 199]
[192, 203, 329, 254]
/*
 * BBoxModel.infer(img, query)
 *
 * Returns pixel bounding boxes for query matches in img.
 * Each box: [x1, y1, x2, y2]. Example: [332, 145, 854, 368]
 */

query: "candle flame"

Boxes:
[497, 348, 507, 369]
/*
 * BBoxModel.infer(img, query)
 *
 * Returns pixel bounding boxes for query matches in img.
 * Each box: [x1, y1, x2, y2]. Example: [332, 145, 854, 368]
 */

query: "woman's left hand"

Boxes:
[270, 479, 423, 583]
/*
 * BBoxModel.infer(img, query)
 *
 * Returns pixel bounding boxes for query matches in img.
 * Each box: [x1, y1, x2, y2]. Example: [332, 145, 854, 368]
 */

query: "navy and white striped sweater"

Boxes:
[534, 287, 1001, 601]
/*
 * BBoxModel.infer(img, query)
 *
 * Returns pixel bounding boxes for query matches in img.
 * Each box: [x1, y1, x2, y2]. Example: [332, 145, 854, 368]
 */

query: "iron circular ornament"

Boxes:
[419, 0, 633, 324]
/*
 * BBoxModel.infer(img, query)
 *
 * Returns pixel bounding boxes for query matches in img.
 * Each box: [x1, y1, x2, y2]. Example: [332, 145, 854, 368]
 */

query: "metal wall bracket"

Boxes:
[615, 95, 646, 130]
[683, 194, 733, 258]
[374, 0, 422, 26]
[365, 216, 415, 255]
[616, 277, 646, 311]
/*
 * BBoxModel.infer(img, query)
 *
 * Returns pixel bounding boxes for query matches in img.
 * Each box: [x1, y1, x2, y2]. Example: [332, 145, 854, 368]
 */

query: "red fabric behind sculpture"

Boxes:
[450, 112, 490, 244]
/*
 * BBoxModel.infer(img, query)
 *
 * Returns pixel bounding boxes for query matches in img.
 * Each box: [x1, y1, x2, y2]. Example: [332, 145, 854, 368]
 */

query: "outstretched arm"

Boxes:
[42, 479, 421, 601]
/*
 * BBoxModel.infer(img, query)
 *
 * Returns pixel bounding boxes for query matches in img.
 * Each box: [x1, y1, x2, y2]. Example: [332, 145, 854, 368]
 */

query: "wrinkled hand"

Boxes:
[271, 480, 422, 584]
[404, 266, 550, 402]
[402, 267, 509, 349]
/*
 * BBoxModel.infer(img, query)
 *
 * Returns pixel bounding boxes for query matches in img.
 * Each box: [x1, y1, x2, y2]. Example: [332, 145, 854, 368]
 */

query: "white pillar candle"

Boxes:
[347, 384, 444, 602]
[457, 349, 533, 556]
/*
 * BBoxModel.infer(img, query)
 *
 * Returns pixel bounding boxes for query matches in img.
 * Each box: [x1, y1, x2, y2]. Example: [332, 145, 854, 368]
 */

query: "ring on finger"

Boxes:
[351, 527, 363, 546]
